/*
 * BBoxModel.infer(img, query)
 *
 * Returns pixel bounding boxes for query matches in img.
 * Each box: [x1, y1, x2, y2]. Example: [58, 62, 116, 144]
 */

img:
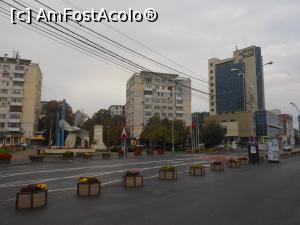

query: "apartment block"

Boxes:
[0, 54, 42, 145]
[125, 71, 192, 138]
[108, 105, 125, 117]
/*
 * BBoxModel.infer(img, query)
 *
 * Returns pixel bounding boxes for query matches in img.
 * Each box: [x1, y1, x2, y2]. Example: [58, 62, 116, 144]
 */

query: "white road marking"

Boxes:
[0, 161, 211, 188]
[0, 157, 203, 178]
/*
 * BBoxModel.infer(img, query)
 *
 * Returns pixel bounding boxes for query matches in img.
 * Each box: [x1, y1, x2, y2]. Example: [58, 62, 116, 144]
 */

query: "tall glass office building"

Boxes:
[215, 61, 245, 113]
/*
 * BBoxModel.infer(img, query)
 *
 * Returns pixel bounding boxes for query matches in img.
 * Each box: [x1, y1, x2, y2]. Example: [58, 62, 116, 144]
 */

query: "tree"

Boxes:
[200, 120, 226, 147]
[140, 116, 190, 150]
[81, 109, 124, 147]
[39, 100, 75, 144]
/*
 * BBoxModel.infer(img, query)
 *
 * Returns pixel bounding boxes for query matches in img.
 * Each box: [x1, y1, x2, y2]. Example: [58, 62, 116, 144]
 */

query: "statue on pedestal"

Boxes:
[92, 125, 107, 150]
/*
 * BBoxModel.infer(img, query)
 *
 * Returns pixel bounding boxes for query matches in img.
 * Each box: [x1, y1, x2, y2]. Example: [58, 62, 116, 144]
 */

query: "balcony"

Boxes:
[10, 101, 22, 106]
[8, 127, 20, 132]
[9, 118, 21, 123]
[12, 77, 25, 82]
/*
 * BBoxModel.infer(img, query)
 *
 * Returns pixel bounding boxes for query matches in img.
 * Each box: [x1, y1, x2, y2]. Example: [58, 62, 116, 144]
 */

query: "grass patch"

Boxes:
[0, 148, 16, 154]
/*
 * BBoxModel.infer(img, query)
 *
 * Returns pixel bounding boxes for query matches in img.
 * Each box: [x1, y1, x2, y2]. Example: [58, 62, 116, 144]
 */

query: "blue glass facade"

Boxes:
[216, 61, 245, 113]
[255, 111, 281, 138]
[255, 47, 265, 110]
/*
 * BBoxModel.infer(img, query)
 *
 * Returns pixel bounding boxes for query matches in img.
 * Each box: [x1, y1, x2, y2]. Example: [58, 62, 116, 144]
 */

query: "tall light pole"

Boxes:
[290, 102, 300, 133]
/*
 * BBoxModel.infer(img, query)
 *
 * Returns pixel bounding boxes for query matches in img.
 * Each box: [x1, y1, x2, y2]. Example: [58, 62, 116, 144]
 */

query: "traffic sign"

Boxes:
[121, 128, 127, 140]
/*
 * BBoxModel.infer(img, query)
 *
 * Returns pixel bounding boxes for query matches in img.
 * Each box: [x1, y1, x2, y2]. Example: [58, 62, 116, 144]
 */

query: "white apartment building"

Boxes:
[0, 54, 42, 145]
[108, 105, 125, 117]
[125, 71, 192, 138]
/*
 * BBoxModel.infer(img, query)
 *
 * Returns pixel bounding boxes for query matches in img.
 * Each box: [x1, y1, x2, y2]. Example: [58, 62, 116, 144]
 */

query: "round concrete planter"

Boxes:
[0, 158, 11, 164]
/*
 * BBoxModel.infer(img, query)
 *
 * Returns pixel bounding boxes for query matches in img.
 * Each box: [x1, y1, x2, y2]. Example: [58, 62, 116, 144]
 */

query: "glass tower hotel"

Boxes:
[207, 46, 281, 141]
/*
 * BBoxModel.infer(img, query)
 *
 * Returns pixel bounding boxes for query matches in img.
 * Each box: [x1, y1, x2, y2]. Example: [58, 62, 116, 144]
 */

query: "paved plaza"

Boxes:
[0, 153, 299, 225]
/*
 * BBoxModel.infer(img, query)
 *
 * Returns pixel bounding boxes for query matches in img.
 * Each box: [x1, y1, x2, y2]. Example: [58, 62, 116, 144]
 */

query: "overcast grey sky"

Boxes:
[0, 0, 299, 125]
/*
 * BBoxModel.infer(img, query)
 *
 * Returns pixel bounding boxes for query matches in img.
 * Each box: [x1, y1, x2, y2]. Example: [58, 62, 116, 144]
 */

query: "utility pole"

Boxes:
[48, 112, 53, 147]
[290, 102, 300, 133]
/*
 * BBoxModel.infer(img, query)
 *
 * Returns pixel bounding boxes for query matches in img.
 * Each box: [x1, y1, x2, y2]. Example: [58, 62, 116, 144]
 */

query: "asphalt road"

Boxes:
[0, 153, 299, 225]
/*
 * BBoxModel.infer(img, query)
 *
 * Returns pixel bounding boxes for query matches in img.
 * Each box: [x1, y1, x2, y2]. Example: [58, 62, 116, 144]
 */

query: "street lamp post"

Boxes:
[290, 102, 300, 133]
[230, 62, 273, 139]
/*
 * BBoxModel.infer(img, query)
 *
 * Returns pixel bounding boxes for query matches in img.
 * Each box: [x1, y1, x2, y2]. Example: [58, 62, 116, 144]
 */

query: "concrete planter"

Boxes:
[123, 175, 143, 188]
[83, 154, 93, 160]
[227, 160, 240, 168]
[0, 159, 11, 164]
[159, 170, 177, 180]
[102, 153, 111, 159]
[77, 182, 101, 197]
[189, 167, 205, 176]
[238, 157, 249, 165]
[29, 156, 44, 164]
[211, 162, 224, 172]
[16, 190, 47, 209]
[62, 156, 74, 161]
[134, 152, 142, 156]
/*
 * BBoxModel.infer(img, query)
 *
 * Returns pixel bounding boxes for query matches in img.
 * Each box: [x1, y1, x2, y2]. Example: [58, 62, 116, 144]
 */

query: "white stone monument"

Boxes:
[92, 125, 107, 150]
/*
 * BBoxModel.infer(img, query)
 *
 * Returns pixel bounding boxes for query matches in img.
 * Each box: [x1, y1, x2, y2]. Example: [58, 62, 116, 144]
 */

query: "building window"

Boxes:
[210, 70, 213, 74]
[0, 123, 5, 128]
[210, 76, 213, 80]
[1, 89, 8, 94]
[168, 113, 173, 117]
[210, 63, 213, 67]
[145, 104, 152, 109]
[0, 114, 6, 119]
[144, 90, 153, 95]
[176, 106, 183, 111]
[176, 99, 183, 104]
[211, 108, 214, 112]
[12, 89, 22, 95]
[11, 97, 22, 103]
[154, 106, 160, 110]
[13, 81, 24, 87]
[14, 73, 24, 79]
[211, 102, 214, 106]
[2, 72, 10, 78]
[168, 106, 173, 110]
[15, 65, 25, 70]
[176, 113, 183, 117]
[210, 83, 214, 87]
[10, 105, 22, 112]
[144, 111, 152, 117]
[0, 97, 7, 102]
[3, 65, 11, 70]
[8, 122, 20, 128]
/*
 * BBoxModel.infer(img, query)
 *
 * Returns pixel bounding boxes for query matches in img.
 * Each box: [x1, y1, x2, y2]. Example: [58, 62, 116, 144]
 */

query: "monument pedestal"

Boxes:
[92, 125, 107, 151]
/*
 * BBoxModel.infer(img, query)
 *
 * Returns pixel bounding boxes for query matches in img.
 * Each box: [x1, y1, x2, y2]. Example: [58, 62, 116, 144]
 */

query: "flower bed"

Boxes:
[77, 177, 101, 197]
[62, 151, 74, 161]
[238, 157, 249, 165]
[123, 170, 143, 188]
[29, 154, 45, 163]
[16, 183, 48, 209]
[0, 153, 12, 164]
[159, 166, 177, 180]
[118, 149, 125, 157]
[189, 164, 206, 176]
[210, 161, 224, 172]
[227, 159, 240, 168]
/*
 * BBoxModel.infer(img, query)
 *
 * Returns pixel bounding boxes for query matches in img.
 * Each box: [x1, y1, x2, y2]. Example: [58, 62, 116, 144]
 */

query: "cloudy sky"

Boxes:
[0, 0, 300, 126]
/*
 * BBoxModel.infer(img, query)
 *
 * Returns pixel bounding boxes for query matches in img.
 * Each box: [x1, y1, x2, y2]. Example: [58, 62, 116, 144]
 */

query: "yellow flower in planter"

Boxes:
[36, 183, 48, 190]
[80, 177, 88, 184]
